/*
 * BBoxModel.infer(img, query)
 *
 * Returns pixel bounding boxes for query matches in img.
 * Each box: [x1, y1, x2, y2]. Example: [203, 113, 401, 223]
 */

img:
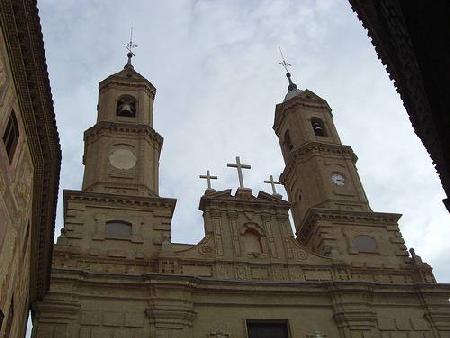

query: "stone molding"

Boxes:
[301, 208, 401, 228]
[83, 120, 163, 148]
[0, 0, 62, 300]
[199, 189, 290, 212]
[46, 267, 450, 298]
[280, 141, 358, 184]
[63, 190, 176, 216]
[100, 68, 156, 99]
[273, 89, 332, 134]
[33, 299, 80, 323]
[298, 208, 402, 250]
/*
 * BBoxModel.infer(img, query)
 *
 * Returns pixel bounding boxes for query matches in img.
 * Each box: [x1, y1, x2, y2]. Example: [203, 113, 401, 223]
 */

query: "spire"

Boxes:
[278, 47, 301, 101]
[286, 72, 298, 92]
[125, 52, 134, 69]
[125, 28, 138, 70]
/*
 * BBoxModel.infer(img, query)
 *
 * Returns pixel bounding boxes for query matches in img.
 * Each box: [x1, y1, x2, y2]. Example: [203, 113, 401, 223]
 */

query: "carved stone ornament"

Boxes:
[198, 236, 215, 255]
[0, 52, 10, 104]
[14, 149, 33, 207]
[209, 330, 231, 337]
[306, 330, 327, 338]
[297, 248, 307, 261]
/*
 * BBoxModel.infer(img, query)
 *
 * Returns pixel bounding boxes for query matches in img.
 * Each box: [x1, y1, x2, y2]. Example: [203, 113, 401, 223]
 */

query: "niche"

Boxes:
[106, 220, 132, 238]
[241, 223, 264, 256]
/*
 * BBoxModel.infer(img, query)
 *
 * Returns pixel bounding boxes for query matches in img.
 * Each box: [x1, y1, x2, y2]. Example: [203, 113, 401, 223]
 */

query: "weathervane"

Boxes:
[278, 47, 298, 91]
[125, 27, 138, 67]
[278, 47, 292, 73]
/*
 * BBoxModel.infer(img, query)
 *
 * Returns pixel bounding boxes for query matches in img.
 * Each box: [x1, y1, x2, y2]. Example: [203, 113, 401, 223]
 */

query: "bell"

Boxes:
[312, 122, 323, 133]
[119, 103, 133, 116]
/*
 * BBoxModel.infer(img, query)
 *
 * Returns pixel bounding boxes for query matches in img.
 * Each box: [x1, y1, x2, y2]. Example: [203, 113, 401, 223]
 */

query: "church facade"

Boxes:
[32, 55, 450, 338]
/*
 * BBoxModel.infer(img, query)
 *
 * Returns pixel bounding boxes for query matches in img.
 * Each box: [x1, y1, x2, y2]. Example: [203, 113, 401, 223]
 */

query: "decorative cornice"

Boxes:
[198, 189, 290, 212]
[0, 0, 62, 301]
[99, 68, 156, 99]
[84, 120, 163, 148]
[48, 267, 450, 292]
[273, 89, 332, 135]
[302, 208, 401, 226]
[281, 141, 357, 184]
[298, 208, 402, 241]
[63, 190, 177, 217]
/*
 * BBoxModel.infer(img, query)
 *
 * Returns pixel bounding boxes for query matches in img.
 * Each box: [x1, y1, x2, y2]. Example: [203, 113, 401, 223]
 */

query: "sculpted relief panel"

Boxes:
[0, 49, 10, 106]
[11, 145, 33, 224]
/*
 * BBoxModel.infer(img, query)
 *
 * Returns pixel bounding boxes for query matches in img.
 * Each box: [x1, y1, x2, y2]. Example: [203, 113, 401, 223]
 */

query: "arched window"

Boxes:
[311, 118, 326, 137]
[106, 220, 132, 238]
[352, 235, 377, 253]
[2, 110, 19, 162]
[116, 95, 136, 117]
[283, 130, 294, 153]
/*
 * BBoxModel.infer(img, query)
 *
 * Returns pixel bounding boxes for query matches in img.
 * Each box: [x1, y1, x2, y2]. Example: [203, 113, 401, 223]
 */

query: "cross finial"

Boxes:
[264, 175, 282, 197]
[199, 170, 218, 191]
[278, 47, 298, 91]
[227, 156, 251, 189]
[125, 27, 138, 68]
[278, 46, 292, 73]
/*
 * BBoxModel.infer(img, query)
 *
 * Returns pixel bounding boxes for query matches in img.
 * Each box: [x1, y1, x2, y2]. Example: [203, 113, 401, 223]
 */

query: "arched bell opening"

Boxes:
[116, 95, 137, 117]
[311, 117, 326, 137]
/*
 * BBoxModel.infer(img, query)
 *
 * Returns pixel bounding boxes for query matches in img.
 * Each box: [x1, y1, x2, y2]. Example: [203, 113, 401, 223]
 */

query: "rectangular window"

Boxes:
[246, 320, 289, 338]
[2, 111, 19, 162]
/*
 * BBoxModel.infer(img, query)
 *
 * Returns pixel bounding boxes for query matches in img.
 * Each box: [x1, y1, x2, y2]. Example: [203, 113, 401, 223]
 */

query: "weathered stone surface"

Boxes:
[0, 1, 61, 336]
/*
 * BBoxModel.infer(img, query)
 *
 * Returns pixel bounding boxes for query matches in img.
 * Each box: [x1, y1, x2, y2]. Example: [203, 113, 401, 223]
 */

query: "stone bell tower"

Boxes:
[273, 73, 371, 224]
[81, 51, 162, 197]
[274, 71, 409, 266]
[53, 51, 175, 262]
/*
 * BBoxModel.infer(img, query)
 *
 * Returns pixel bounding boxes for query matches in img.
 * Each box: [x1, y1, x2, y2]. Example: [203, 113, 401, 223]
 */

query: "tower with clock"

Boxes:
[81, 52, 162, 198]
[274, 71, 408, 265]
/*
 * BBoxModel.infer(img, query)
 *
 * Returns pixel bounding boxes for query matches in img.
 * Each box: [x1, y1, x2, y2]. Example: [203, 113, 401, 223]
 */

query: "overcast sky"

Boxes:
[36, 0, 450, 284]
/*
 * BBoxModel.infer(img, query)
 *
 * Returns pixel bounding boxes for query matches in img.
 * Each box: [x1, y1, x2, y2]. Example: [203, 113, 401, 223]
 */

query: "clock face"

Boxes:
[331, 173, 345, 186]
[109, 149, 136, 170]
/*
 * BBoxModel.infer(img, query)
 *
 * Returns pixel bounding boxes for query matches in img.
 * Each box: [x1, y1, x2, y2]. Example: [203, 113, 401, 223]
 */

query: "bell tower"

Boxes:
[274, 68, 408, 265]
[274, 72, 371, 227]
[81, 51, 162, 196]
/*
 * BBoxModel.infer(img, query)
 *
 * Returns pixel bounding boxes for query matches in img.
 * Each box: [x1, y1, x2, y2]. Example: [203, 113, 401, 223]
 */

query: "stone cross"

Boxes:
[227, 156, 251, 189]
[199, 170, 217, 190]
[264, 175, 282, 196]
